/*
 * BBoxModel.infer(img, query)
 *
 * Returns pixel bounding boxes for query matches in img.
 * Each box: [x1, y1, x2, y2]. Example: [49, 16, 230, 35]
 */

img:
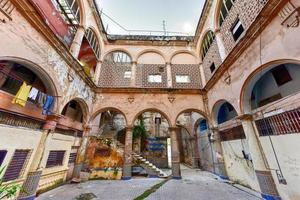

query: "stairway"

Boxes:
[132, 153, 168, 178]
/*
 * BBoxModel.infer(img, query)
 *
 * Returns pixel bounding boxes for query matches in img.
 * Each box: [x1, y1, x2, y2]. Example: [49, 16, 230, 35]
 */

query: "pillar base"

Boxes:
[172, 176, 182, 180]
[18, 170, 42, 200]
[72, 163, 83, 179]
[18, 194, 36, 200]
[171, 162, 181, 178]
[261, 194, 281, 200]
[121, 176, 132, 180]
[122, 164, 132, 179]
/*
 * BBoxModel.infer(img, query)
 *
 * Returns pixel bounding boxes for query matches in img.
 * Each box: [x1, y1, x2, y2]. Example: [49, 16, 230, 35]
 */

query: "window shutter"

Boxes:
[46, 151, 65, 168]
[0, 150, 7, 166]
[3, 150, 30, 182]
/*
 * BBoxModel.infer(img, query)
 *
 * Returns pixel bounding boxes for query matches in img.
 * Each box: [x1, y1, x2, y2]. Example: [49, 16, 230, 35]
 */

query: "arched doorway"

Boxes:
[176, 111, 207, 168]
[131, 109, 171, 178]
[241, 62, 300, 198]
[86, 108, 127, 180]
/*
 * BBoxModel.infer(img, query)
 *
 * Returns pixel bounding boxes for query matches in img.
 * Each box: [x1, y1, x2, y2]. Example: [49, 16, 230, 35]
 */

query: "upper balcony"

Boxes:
[98, 51, 202, 91]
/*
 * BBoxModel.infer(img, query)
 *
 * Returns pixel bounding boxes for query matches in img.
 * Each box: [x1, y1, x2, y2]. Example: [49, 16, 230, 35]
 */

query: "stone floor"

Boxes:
[37, 166, 262, 200]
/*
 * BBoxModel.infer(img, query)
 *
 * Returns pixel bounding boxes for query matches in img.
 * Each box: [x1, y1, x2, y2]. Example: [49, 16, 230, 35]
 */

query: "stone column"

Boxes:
[191, 134, 201, 168]
[210, 127, 227, 178]
[72, 124, 91, 179]
[70, 26, 85, 59]
[239, 114, 281, 200]
[166, 62, 173, 88]
[130, 61, 137, 87]
[122, 127, 133, 180]
[215, 29, 226, 61]
[94, 61, 102, 86]
[18, 115, 60, 200]
[199, 62, 206, 87]
[169, 127, 181, 179]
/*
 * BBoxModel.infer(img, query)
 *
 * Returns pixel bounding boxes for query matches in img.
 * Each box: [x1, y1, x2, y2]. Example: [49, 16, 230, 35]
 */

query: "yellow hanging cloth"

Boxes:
[12, 82, 32, 107]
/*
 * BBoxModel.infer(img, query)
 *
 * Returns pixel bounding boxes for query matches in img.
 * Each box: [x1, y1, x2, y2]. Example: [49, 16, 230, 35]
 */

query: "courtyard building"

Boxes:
[0, 0, 300, 199]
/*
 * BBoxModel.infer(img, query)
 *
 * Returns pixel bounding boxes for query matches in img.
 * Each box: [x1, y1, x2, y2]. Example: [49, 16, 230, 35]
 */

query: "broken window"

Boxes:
[176, 75, 191, 83]
[148, 74, 162, 83]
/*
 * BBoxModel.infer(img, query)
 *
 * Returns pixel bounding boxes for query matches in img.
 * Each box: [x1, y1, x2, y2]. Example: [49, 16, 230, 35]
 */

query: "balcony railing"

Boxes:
[255, 107, 300, 136]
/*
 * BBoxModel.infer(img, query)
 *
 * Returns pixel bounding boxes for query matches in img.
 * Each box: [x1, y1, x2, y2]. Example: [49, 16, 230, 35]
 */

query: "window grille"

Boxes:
[0, 0, 15, 20]
[255, 108, 300, 136]
[68, 152, 77, 164]
[0, 150, 7, 166]
[3, 149, 31, 182]
[219, 0, 235, 27]
[46, 151, 65, 168]
[84, 29, 101, 60]
[201, 31, 215, 60]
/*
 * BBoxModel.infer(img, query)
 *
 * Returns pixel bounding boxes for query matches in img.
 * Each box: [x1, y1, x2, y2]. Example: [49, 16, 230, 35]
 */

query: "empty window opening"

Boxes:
[176, 75, 191, 83]
[271, 64, 292, 86]
[148, 74, 162, 83]
[210, 63, 216, 73]
[231, 19, 244, 41]
[124, 71, 132, 79]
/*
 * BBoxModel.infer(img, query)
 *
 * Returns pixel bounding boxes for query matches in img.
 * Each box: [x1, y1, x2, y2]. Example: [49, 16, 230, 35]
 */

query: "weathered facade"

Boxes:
[0, 0, 300, 199]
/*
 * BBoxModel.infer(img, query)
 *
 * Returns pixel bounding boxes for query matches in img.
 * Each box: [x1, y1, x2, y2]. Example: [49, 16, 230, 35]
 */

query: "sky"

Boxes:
[95, 0, 205, 36]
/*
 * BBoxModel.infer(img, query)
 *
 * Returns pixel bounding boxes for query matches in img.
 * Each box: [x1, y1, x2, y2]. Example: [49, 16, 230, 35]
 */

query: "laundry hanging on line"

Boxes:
[12, 81, 56, 115]
[11, 82, 32, 107]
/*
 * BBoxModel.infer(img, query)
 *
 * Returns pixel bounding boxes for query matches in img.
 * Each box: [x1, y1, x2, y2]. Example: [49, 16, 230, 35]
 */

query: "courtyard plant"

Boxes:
[0, 167, 22, 199]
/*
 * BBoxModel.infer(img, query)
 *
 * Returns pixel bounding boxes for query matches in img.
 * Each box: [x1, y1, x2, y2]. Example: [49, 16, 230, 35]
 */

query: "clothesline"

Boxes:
[0, 68, 61, 97]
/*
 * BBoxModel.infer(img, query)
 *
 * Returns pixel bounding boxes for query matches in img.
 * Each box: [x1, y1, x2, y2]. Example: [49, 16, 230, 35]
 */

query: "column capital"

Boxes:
[236, 114, 253, 121]
[169, 126, 180, 131]
[131, 61, 137, 65]
[43, 114, 61, 131]
[97, 60, 103, 64]
[215, 28, 221, 34]
[126, 126, 134, 131]
[198, 62, 203, 65]
[83, 124, 92, 132]
[165, 62, 171, 65]
[210, 126, 219, 131]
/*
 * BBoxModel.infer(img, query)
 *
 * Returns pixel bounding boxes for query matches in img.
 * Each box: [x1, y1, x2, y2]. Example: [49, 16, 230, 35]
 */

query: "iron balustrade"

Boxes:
[255, 107, 300, 136]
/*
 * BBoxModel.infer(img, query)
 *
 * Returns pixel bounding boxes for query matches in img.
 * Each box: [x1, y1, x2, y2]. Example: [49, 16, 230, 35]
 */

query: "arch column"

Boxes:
[238, 114, 281, 200]
[72, 124, 91, 179]
[215, 29, 226, 61]
[70, 26, 85, 59]
[191, 134, 201, 168]
[210, 127, 227, 177]
[18, 114, 61, 200]
[166, 62, 173, 88]
[169, 126, 181, 179]
[94, 60, 102, 85]
[122, 126, 133, 180]
[130, 61, 137, 87]
[199, 62, 206, 87]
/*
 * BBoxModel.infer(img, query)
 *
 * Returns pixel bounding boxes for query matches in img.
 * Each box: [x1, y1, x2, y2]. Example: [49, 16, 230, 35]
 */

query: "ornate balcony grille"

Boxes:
[255, 108, 300, 136]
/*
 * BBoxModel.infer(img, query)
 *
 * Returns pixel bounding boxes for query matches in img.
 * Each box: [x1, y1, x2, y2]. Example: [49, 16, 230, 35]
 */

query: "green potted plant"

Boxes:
[0, 166, 22, 199]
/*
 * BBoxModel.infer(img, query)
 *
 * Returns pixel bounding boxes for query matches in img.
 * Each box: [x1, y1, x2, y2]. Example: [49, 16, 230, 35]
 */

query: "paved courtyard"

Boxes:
[37, 167, 262, 200]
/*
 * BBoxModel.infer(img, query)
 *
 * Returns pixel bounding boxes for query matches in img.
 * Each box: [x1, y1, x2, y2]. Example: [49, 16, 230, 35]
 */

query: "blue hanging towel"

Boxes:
[42, 95, 55, 115]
